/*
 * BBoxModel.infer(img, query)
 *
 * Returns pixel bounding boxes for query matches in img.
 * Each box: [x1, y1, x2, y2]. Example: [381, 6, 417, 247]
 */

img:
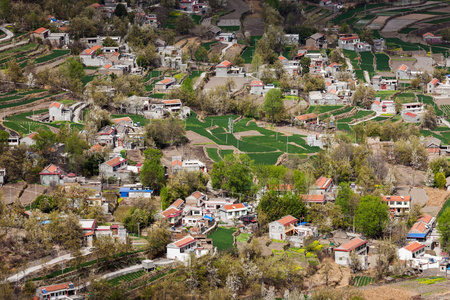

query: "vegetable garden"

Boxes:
[108, 270, 146, 287]
[353, 276, 374, 287]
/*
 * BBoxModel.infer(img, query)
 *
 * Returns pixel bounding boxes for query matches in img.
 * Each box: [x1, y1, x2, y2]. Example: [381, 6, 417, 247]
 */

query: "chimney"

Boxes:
[401, 196, 404, 200]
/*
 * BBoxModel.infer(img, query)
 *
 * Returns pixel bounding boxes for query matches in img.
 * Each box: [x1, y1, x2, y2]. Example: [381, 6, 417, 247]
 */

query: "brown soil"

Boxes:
[126, 149, 144, 164]
[361, 286, 417, 300]
[233, 130, 263, 138]
[391, 165, 426, 187]
[224, 43, 245, 61]
[424, 187, 450, 207]
[397, 14, 433, 21]
[1, 182, 26, 205]
[209, 42, 227, 58]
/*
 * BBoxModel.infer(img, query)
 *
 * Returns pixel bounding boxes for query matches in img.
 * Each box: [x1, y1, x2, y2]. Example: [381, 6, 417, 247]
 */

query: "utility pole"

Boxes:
[286, 136, 289, 154]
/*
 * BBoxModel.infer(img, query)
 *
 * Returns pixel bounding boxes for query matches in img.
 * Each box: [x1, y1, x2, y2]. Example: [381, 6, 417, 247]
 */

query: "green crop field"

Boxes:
[236, 233, 252, 243]
[220, 149, 234, 158]
[338, 110, 373, 124]
[219, 26, 240, 32]
[35, 50, 70, 63]
[307, 105, 343, 114]
[343, 50, 360, 70]
[241, 46, 254, 63]
[331, 3, 388, 24]
[111, 114, 149, 126]
[359, 51, 374, 76]
[394, 92, 415, 102]
[355, 70, 366, 82]
[353, 276, 374, 287]
[375, 53, 390, 71]
[208, 227, 236, 251]
[385, 38, 428, 52]
[247, 152, 282, 165]
[427, 17, 450, 24]
[142, 70, 162, 83]
[192, 14, 202, 25]
[375, 90, 397, 100]
[439, 199, 450, 218]
[399, 28, 417, 34]
[333, 107, 353, 116]
[82, 75, 97, 86]
[109, 270, 146, 287]
[206, 148, 221, 162]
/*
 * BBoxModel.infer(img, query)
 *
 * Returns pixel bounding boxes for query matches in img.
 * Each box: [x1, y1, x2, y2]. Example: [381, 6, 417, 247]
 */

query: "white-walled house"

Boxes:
[381, 195, 411, 215]
[166, 235, 209, 262]
[371, 99, 396, 115]
[218, 203, 248, 221]
[398, 241, 425, 261]
[334, 238, 368, 269]
[269, 215, 298, 240]
[49, 102, 72, 122]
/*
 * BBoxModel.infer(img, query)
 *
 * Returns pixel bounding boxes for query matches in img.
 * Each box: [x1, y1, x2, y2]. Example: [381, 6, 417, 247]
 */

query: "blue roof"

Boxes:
[119, 187, 152, 193]
[300, 222, 307, 225]
[41, 220, 51, 225]
[407, 233, 427, 238]
[204, 215, 214, 221]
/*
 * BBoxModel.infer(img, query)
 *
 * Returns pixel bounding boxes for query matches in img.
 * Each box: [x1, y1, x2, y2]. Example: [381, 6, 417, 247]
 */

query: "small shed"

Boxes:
[142, 259, 155, 271]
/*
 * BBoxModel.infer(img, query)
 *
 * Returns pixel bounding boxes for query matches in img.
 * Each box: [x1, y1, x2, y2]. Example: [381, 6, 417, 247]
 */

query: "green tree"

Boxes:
[0, 0, 11, 20]
[147, 220, 171, 258]
[31, 195, 56, 213]
[139, 149, 165, 192]
[352, 85, 375, 108]
[442, 27, 450, 41]
[196, 46, 209, 62]
[355, 195, 389, 238]
[437, 207, 450, 251]
[299, 57, 311, 74]
[6, 59, 22, 83]
[102, 37, 119, 47]
[422, 106, 437, 130]
[263, 88, 284, 123]
[59, 57, 85, 95]
[335, 182, 354, 216]
[114, 4, 128, 17]
[32, 129, 57, 160]
[435, 172, 446, 189]
[257, 190, 307, 223]
[339, 22, 350, 34]
[210, 154, 253, 196]
[176, 14, 194, 35]
[251, 53, 263, 76]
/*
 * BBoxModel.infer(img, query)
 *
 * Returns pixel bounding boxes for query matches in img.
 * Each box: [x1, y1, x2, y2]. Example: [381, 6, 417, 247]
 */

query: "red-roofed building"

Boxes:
[36, 282, 76, 300]
[219, 203, 249, 221]
[334, 238, 369, 268]
[423, 32, 442, 44]
[49, 101, 72, 121]
[427, 78, 440, 93]
[407, 214, 435, 242]
[166, 234, 210, 262]
[371, 99, 396, 115]
[382, 195, 411, 215]
[396, 64, 414, 79]
[294, 113, 319, 125]
[100, 156, 128, 177]
[39, 164, 63, 186]
[155, 77, 177, 92]
[160, 207, 183, 226]
[300, 194, 327, 205]
[32, 27, 50, 40]
[250, 80, 264, 95]
[216, 60, 245, 77]
[20, 132, 38, 146]
[398, 241, 425, 260]
[269, 215, 299, 240]
[311, 176, 333, 194]
[185, 191, 207, 207]
[170, 198, 185, 210]
[162, 99, 182, 112]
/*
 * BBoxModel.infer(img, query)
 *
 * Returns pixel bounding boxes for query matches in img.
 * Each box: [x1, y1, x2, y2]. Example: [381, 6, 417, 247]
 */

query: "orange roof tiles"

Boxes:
[217, 60, 232, 68]
[49, 102, 62, 109]
[404, 241, 425, 253]
[162, 99, 181, 105]
[300, 194, 326, 202]
[161, 207, 180, 218]
[430, 78, 439, 86]
[223, 203, 246, 210]
[172, 160, 182, 167]
[423, 32, 434, 38]
[335, 238, 367, 252]
[171, 198, 184, 208]
[90, 143, 104, 153]
[105, 156, 126, 167]
[278, 55, 287, 61]
[398, 64, 408, 71]
[277, 215, 298, 226]
[405, 112, 417, 117]
[104, 64, 112, 69]
[91, 45, 102, 52]
[411, 222, 427, 233]
[418, 214, 432, 224]
[41, 282, 72, 292]
[174, 235, 196, 248]
[315, 176, 332, 189]
[160, 78, 173, 84]
[112, 117, 132, 124]
[191, 191, 203, 199]
[295, 113, 318, 121]
[40, 164, 61, 175]
[113, 51, 119, 56]
[381, 196, 411, 202]
[34, 27, 48, 34]
[251, 80, 263, 86]
[26, 132, 38, 139]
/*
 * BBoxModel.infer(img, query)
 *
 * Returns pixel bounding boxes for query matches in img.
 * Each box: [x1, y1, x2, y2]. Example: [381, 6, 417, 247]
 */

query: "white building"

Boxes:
[334, 238, 368, 269]
[49, 102, 72, 122]
[398, 241, 425, 261]
[250, 80, 264, 95]
[166, 235, 209, 262]
[215, 60, 245, 77]
[381, 195, 411, 215]
[371, 76, 398, 91]
[401, 102, 425, 123]
[218, 203, 248, 221]
[371, 99, 396, 115]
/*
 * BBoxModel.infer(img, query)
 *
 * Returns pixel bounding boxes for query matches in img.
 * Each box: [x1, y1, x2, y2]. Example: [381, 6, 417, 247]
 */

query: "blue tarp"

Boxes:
[119, 187, 153, 198]
[204, 215, 214, 221]
[407, 233, 427, 239]
[41, 220, 51, 225]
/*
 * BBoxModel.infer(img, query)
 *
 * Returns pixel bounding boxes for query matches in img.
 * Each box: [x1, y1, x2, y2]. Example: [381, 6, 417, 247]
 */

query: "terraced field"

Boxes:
[186, 113, 319, 165]
[353, 276, 374, 287]
[359, 51, 375, 77]
[35, 50, 70, 63]
[108, 270, 146, 287]
[375, 53, 391, 71]
[206, 148, 221, 162]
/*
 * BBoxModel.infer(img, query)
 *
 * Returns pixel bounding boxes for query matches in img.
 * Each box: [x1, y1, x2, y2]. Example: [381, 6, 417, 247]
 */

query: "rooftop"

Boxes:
[335, 238, 367, 252]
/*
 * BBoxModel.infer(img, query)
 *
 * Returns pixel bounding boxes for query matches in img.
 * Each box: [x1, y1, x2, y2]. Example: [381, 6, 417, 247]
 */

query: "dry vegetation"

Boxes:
[424, 187, 450, 206]
[361, 286, 418, 300]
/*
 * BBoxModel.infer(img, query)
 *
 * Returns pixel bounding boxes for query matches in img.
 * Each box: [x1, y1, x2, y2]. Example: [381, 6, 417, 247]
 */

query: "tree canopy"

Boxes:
[355, 195, 389, 238]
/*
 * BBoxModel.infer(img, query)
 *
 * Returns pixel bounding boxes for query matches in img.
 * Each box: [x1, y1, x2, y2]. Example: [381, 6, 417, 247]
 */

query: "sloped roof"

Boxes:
[295, 113, 318, 121]
[191, 191, 204, 199]
[277, 215, 298, 226]
[49, 102, 62, 109]
[41, 282, 73, 293]
[90, 143, 104, 153]
[216, 60, 232, 68]
[171, 198, 184, 209]
[404, 241, 425, 252]
[251, 80, 263, 86]
[278, 55, 287, 61]
[430, 78, 439, 86]
[426, 137, 441, 148]
[162, 99, 181, 105]
[300, 194, 326, 202]
[315, 176, 332, 189]
[104, 64, 112, 69]
[34, 27, 48, 34]
[161, 207, 181, 218]
[172, 160, 182, 167]
[381, 195, 411, 202]
[410, 222, 427, 233]
[159, 78, 174, 84]
[105, 156, 127, 167]
[417, 214, 432, 224]
[112, 117, 132, 124]
[223, 203, 246, 210]
[310, 33, 324, 40]
[334, 238, 367, 252]
[39, 164, 61, 175]
[398, 64, 408, 71]
[173, 235, 196, 248]
[405, 112, 417, 117]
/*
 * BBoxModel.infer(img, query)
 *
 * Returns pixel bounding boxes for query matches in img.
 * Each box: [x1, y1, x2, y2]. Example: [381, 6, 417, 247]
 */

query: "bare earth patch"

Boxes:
[203, 76, 251, 92]
[233, 130, 263, 138]
[224, 43, 245, 61]
[360, 286, 417, 300]
[186, 130, 215, 144]
[424, 187, 450, 207]
[397, 14, 433, 21]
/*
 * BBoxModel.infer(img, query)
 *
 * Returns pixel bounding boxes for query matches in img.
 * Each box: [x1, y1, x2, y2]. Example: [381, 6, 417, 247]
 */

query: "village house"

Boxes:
[381, 195, 411, 215]
[305, 33, 327, 49]
[99, 156, 128, 178]
[215, 60, 245, 77]
[39, 164, 63, 186]
[371, 99, 396, 115]
[407, 214, 435, 242]
[203, 197, 237, 211]
[216, 32, 236, 42]
[166, 235, 210, 262]
[433, 79, 450, 96]
[423, 32, 442, 44]
[284, 34, 300, 45]
[395, 64, 421, 80]
[96, 125, 117, 146]
[374, 38, 386, 52]
[81, 36, 121, 47]
[338, 34, 371, 52]
[155, 77, 178, 92]
[269, 215, 298, 240]
[300, 194, 328, 206]
[218, 203, 249, 221]
[310, 176, 333, 194]
[98, 63, 130, 77]
[425, 137, 442, 156]
[119, 184, 152, 198]
[35, 282, 77, 300]
[20, 132, 37, 146]
[294, 113, 319, 125]
[31, 27, 70, 47]
[306, 52, 328, 75]
[371, 76, 398, 91]
[186, 191, 207, 207]
[427, 78, 440, 94]
[325, 62, 341, 77]
[334, 238, 369, 269]
[161, 206, 183, 227]
[307, 134, 324, 149]
[278, 56, 300, 76]
[401, 102, 425, 123]
[156, 45, 183, 69]
[250, 80, 264, 95]
[398, 241, 425, 261]
[49, 102, 73, 122]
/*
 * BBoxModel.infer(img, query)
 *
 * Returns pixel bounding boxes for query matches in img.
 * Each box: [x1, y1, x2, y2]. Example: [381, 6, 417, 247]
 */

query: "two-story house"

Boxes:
[99, 156, 128, 178]
[166, 235, 210, 262]
[35, 282, 77, 300]
[334, 238, 369, 269]
[381, 195, 411, 215]
[49, 102, 73, 122]
[161, 207, 183, 227]
[218, 203, 248, 221]
[398, 241, 426, 260]
[371, 99, 396, 115]
[269, 215, 298, 240]
[310, 176, 333, 194]
[407, 214, 435, 242]
[39, 164, 63, 186]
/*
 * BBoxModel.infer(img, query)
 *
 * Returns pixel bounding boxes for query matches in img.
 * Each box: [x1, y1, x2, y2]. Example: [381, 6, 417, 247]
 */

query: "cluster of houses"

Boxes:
[31, 27, 70, 48]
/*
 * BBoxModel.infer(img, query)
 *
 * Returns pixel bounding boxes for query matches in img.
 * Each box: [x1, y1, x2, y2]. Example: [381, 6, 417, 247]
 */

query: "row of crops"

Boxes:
[353, 276, 374, 287]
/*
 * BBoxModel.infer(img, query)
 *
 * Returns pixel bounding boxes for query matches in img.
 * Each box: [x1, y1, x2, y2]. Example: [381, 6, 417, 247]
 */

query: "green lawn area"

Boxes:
[207, 227, 237, 251]
[375, 90, 397, 100]
[307, 105, 343, 114]
[353, 276, 374, 287]
[219, 26, 240, 32]
[439, 199, 450, 218]
[35, 50, 70, 64]
[206, 148, 221, 162]
[109, 270, 146, 287]
[375, 53, 391, 71]
[236, 233, 252, 243]
[111, 114, 149, 126]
